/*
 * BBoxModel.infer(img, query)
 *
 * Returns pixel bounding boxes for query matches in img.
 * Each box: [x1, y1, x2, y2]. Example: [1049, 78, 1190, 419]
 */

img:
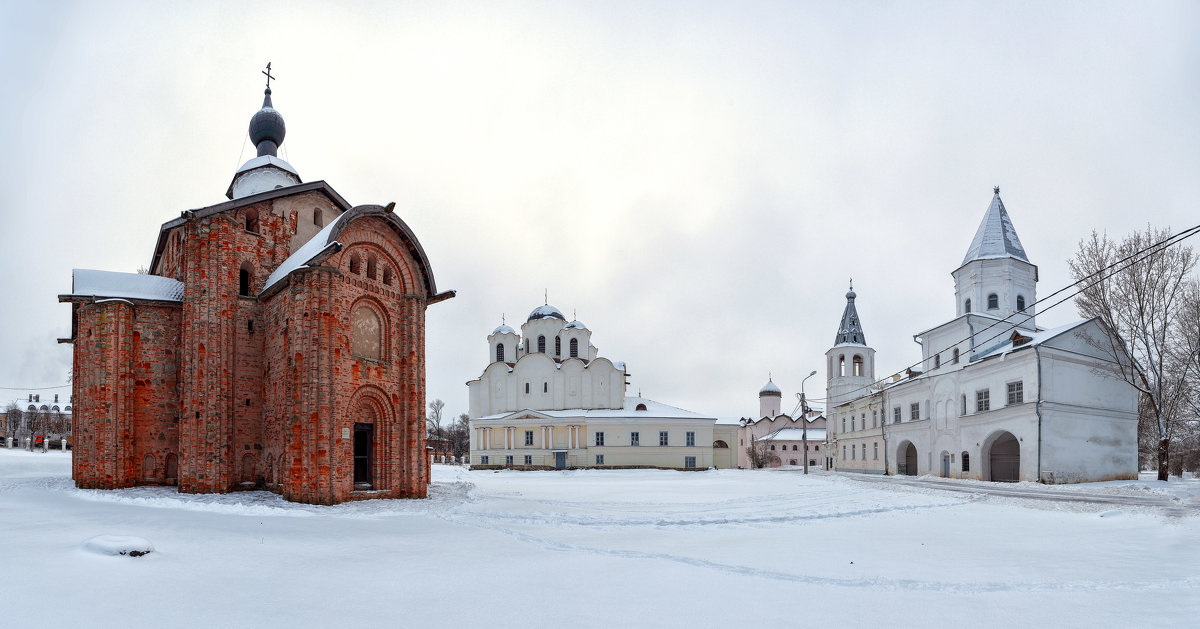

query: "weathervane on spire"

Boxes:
[849, 278, 853, 291]
[501, 313, 506, 325]
[262, 62, 275, 90]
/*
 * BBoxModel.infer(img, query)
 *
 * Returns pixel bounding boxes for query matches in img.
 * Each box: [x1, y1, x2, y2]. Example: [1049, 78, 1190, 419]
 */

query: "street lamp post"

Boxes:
[800, 370, 817, 475]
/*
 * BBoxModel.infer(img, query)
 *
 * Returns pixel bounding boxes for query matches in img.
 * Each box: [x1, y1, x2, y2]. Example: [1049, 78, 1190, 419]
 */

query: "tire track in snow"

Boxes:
[438, 508, 1200, 594]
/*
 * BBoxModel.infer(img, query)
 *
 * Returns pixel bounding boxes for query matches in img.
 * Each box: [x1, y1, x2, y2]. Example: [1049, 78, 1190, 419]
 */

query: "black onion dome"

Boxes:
[249, 88, 286, 157]
[528, 305, 567, 322]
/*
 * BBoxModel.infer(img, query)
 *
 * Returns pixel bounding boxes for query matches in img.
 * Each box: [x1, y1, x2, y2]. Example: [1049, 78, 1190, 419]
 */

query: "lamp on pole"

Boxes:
[800, 370, 817, 475]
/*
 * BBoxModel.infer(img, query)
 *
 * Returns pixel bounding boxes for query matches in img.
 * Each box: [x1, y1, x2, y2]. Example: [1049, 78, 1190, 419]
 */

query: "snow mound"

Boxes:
[1098, 510, 1123, 518]
[81, 535, 154, 557]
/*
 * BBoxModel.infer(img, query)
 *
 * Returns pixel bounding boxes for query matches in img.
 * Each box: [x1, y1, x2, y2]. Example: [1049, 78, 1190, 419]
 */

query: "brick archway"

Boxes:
[347, 386, 395, 492]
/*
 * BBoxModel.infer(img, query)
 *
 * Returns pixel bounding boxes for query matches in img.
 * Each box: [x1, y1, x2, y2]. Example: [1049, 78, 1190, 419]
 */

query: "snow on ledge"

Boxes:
[262, 220, 341, 294]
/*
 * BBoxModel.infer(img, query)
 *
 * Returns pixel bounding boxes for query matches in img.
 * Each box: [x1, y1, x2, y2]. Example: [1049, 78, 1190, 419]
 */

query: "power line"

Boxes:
[0, 384, 71, 391]
[816, 221, 1200, 405]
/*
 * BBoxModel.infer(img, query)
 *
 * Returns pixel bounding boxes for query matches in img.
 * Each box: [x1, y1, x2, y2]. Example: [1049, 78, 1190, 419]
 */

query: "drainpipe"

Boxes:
[967, 317, 977, 361]
[1035, 345, 1044, 483]
[881, 390, 890, 475]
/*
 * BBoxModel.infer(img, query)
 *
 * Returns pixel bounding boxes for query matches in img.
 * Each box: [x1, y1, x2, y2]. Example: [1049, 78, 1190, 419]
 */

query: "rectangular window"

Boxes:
[1007, 381, 1024, 405]
[842, 417, 846, 432]
[852, 444, 856, 460]
[524, 382, 530, 394]
[910, 402, 920, 421]
[505, 455, 513, 466]
[872, 410, 877, 428]
[595, 454, 604, 465]
[873, 442, 879, 460]
[893, 407, 901, 423]
[934, 354, 941, 368]
[524, 430, 534, 446]
[851, 416, 856, 431]
[686, 431, 695, 447]
[659, 431, 669, 446]
[842, 445, 847, 459]
[543, 382, 548, 393]
[952, 348, 960, 364]
[976, 389, 990, 412]
[595, 431, 605, 447]
[524, 454, 532, 465]
[630, 431, 640, 446]
[481, 455, 489, 465]
[684, 456, 696, 469]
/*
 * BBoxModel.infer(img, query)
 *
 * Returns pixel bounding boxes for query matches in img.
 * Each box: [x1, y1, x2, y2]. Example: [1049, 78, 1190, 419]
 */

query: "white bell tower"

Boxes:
[825, 282, 876, 407]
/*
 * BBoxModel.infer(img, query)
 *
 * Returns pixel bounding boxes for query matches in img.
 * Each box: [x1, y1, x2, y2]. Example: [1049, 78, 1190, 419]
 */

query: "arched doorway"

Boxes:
[768, 456, 782, 468]
[165, 453, 178, 486]
[899, 442, 918, 476]
[988, 432, 1020, 482]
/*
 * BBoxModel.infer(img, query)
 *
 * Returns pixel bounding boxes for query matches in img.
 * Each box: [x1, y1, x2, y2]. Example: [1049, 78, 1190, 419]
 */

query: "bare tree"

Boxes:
[426, 398, 447, 457]
[745, 439, 774, 469]
[449, 413, 471, 459]
[1069, 227, 1197, 481]
[3, 402, 20, 445]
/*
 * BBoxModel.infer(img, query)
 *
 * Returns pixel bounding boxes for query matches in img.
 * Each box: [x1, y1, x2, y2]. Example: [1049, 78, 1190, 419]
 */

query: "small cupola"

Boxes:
[227, 63, 302, 199]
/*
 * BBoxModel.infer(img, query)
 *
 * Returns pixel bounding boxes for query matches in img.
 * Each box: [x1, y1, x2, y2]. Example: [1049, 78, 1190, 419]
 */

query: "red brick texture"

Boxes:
[67, 192, 443, 505]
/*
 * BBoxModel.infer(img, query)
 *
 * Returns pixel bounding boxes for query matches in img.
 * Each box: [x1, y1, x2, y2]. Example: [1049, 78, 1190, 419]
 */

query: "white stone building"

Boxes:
[736, 377, 827, 469]
[825, 189, 1138, 483]
[467, 305, 736, 469]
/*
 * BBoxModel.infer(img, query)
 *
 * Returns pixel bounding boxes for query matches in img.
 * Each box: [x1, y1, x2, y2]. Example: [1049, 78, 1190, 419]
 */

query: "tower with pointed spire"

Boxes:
[951, 187, 1038, 326]
[825, 281, 876, 407]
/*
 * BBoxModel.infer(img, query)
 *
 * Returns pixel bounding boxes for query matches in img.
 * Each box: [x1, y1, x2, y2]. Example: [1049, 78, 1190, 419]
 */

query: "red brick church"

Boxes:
[60, 74, 454, 504]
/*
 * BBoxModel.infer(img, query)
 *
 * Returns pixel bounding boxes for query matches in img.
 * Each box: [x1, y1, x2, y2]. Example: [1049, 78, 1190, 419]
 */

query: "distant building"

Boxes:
[3, 393, 72, 449]
[60, 79, 452, 504]
[736, 377, 827, 469]
[467, 305, 735, 469]
[825, 189, 1138, 483]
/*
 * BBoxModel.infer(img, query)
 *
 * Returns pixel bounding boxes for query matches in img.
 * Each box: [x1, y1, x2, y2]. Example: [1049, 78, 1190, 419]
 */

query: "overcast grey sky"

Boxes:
[1, 1, 1197, 418]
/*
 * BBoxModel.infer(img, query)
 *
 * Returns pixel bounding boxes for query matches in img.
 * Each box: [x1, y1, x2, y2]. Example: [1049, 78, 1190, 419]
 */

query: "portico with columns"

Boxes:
[467, 303, 728, 469]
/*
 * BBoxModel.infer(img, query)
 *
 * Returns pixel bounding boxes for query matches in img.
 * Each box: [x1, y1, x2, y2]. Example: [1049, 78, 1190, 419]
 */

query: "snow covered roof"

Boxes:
[757, 427, 827, 442]
[961, 189, 1029, 265]
[491, 324, 517, 336]
[234, 154, 299, 177]
[564, 319, 587, 330]
[479, 396, 713, 421]
[528, 305, 566, 322]
[973, 319, 1090, 361]
[759, 377, 781, 396]
[68, 269, 184, 302]
[262, 220, 341, 294]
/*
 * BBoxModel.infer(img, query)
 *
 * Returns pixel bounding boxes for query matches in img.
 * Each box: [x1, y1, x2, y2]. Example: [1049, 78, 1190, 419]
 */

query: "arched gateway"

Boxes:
[987, 432, 1021, 482]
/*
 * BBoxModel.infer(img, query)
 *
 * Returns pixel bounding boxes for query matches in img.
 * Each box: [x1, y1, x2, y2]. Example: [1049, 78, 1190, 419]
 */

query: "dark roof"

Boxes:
[834, 287, 867, 346]
[148, 180, 352, 274]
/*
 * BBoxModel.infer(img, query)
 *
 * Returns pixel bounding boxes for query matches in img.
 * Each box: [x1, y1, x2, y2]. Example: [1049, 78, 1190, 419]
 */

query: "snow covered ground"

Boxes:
[2, 450, 1197, 628]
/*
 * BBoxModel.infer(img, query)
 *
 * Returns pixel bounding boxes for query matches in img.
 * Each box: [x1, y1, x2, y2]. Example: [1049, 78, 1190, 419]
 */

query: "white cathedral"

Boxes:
[466, 305, 737, 469]
[825, 189, 1138, 483]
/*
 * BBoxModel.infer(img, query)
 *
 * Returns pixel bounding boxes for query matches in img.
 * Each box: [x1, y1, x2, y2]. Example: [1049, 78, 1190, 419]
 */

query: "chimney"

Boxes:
[54, 394, 59, 403]
[34, 394, 39, 403]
